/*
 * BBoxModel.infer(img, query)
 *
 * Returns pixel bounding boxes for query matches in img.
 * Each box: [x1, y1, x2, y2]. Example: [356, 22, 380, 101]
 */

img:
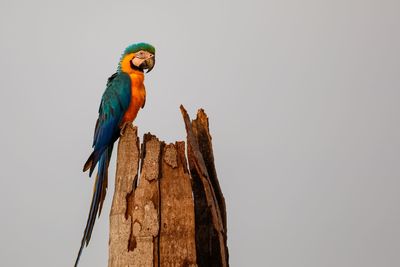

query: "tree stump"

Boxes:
[108, 106, 229, 267]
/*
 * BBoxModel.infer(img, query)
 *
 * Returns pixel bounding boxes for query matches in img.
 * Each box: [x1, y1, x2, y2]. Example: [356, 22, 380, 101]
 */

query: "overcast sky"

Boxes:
[0, 0, 399, 266]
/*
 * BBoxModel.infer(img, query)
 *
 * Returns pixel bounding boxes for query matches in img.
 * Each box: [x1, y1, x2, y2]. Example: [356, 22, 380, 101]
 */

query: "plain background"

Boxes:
[0, 0, 399, 266]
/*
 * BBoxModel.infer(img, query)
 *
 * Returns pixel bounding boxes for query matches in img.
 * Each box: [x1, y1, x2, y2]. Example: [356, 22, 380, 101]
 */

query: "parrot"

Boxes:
[74, 42, 156, 267]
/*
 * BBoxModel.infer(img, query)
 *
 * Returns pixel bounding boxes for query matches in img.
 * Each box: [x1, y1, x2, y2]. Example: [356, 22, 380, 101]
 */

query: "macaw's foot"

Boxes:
[120, 122, 133, 136]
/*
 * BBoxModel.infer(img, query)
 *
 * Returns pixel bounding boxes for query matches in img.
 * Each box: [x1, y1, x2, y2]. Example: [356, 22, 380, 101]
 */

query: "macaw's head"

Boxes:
[118, 42, 155, 74]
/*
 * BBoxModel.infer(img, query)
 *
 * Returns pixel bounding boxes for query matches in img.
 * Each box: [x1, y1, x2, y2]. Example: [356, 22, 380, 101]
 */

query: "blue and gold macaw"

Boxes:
[74, 43, 155, 267]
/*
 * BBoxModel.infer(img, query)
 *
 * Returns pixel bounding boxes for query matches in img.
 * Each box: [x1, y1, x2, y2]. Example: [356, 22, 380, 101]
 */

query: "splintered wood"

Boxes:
[108, 106, 228, 267]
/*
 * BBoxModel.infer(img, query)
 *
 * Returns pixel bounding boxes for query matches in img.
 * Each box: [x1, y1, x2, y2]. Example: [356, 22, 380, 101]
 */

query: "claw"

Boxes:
[120, 122, 132, 136]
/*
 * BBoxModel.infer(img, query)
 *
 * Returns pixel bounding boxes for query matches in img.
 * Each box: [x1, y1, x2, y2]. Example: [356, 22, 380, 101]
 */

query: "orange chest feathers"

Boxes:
[121, 73, 146, 123]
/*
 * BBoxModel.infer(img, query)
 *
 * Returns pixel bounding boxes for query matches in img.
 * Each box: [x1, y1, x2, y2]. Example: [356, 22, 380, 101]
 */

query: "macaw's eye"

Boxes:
[136, 51, 145, 59]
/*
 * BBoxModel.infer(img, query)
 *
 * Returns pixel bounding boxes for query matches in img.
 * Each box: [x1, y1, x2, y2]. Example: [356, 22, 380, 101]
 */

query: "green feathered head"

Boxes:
[118, 42, 156, 73]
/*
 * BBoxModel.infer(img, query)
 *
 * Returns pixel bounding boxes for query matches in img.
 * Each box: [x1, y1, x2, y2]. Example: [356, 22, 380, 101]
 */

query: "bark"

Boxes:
[108, 106, 228, 267]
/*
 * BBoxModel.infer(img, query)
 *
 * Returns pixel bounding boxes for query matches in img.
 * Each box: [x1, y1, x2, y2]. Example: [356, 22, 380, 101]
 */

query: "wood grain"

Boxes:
[108, 125, 141, 267]
[159, 142, 197, 266]
[181, 106, 229, 267]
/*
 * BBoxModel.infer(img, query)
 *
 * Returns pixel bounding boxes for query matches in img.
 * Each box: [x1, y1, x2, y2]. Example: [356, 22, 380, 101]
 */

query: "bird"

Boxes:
[74, 42, 155, 267]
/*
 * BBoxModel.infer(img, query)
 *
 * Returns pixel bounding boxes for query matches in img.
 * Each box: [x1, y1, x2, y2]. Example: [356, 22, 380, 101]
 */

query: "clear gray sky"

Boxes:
[0, 0, 399, 266]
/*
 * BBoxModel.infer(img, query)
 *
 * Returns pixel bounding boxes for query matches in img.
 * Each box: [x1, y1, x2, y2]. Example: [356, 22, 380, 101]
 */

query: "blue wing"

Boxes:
[75, 72, 131, 267]
[84, 72, 132, 175]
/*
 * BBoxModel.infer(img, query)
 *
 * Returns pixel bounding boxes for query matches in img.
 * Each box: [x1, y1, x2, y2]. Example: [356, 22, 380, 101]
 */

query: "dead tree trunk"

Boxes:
[108, 106, 228, 267]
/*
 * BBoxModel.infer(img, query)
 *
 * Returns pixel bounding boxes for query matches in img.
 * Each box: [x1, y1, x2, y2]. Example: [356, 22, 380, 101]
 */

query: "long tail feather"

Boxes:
[83, 146, 108, 177]
[82, 152, 94, 173]
[74, 145, 113, 267]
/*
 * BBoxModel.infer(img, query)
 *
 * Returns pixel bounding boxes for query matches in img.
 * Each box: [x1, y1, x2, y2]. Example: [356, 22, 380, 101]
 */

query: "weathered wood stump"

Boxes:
[108, 106, 229, 267]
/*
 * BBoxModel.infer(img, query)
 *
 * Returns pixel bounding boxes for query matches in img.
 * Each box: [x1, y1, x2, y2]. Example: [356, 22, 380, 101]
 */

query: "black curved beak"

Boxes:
[143, 55, 155, 73]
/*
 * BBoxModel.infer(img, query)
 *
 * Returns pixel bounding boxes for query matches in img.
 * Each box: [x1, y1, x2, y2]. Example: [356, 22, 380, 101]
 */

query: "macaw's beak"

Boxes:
[141, 55, 155, 73]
